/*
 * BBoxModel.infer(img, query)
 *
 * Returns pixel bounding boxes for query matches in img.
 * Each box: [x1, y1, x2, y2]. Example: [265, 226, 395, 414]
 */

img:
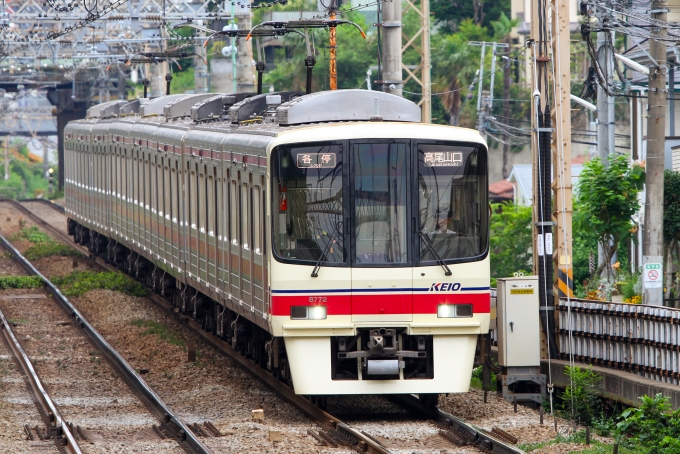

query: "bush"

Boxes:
[561, 365, 602, 426]
[615, 394, 680, 453]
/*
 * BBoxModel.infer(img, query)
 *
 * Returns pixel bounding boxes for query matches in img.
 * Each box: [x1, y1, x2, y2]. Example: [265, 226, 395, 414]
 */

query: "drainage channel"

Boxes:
[0, 303, 81, 454]
[0, 233, 212, 454]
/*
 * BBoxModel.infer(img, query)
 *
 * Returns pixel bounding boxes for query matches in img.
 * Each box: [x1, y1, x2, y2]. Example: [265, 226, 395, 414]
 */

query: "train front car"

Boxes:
[268, 122, 490, 398]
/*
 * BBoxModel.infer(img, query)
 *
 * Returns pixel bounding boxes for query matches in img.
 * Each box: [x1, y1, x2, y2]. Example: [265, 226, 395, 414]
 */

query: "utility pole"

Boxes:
[530, 0, 573, 360]
[469, 41, 509, 136]
[643, 0, 667, 306]
[381, 0, 402, 97]
[596, 20, 615, 166]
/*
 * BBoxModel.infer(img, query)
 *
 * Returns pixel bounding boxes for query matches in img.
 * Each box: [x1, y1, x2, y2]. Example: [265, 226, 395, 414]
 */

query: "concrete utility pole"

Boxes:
[381, 0, 402, 97]
[596, 22, 615, 166]
[235, 10, 255, 92]
[643, 0, 667, 306]
[530, 0, 573, 359]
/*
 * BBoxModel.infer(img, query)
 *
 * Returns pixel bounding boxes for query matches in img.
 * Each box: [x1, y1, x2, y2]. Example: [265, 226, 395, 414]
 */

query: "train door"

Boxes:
[132, 143, 140, 248]
[187, 157, 199, 281]
[218, 165, 230, 302]
[87, 138, 94, 228]
[350, 141, 413, 323]
[252, 175, 266, 316]
[152, 151, 160, 259]
[240, 175, 253, 309]
[161, 154, 170, 265]
[229, 171, 241, 302]
[207, 163, 219, 299]
[198, 160, 208, 284]
[141, 150, 151, 249]
[171, 157, 181, 273]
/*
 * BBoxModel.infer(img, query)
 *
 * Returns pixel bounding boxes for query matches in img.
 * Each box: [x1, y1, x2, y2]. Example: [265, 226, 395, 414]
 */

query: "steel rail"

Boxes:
[7, 199, 393, 453]
[391, 394, 526, 454]
[18, 198, 66, 214]
[0, 232, 213, 454]
[0, 302, 81, 453]
[14, 199, 519, 453]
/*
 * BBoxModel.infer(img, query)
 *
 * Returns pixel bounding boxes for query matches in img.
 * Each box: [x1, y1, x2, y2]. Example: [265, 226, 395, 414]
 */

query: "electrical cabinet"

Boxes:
[497, 276, 540, 367]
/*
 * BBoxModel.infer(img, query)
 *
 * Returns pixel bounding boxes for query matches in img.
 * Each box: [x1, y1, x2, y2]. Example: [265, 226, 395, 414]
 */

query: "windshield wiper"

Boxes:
[311, 235, 334, 277]
[418, 230, 452, 276]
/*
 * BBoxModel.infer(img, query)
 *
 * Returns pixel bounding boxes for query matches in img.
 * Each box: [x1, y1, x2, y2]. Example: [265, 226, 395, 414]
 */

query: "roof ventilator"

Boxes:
[163, 93, 220, 120]
[229, 92, 302, 124]
[191, 93, 254, 123]
[119, 99, 141, 116]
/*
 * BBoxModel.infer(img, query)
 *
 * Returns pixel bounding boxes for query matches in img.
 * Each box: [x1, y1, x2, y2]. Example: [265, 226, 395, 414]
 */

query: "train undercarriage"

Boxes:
[68, 220, 441, 408]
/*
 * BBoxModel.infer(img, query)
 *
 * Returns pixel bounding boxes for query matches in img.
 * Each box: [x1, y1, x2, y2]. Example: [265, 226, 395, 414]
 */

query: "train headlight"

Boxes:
[437, 304, 473, 318]
[290, 306, 327, 320]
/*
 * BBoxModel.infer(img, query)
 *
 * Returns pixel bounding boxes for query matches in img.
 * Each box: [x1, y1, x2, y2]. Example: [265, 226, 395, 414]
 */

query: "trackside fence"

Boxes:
[557, 298, 680, 385]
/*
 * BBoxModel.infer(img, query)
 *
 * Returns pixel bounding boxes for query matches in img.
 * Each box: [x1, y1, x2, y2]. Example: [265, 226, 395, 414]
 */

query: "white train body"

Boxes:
[64, 90, 490, 396]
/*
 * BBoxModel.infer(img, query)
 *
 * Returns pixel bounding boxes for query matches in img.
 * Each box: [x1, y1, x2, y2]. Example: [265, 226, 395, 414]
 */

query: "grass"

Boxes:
[9, 226, 78, 260]
[0, 275, 43, 289]
[10, 226, 52, 243]
[519, 430, 644, 453]
[24, 242, 79, 260]
[129, 320, 185, 347]
[51, 271, 148, 297]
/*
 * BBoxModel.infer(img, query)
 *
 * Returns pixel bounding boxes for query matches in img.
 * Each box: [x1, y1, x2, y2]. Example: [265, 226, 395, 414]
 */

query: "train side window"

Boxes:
[253, 185, 261, 254]
[199, 171, 206, 233]
[208, 173, 215, 236]
[133, 156, 138, 204]
[241, 182, 249, 249]
[145, 158, 151, 210]
[262, 188, 267, 255]
[171, 165, 178, 223]
[230, 180, 237, 244]
[190, 166, 197, 229]
[164, 161, 170, 219]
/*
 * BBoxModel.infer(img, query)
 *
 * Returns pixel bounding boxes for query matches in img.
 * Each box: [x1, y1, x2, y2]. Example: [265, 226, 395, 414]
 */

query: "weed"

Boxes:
[9, 226, 78, 260]
[51, 271, 148, 297]
[7, 317, 29, 324]
[24, 243, 79, 260]
[0, 276, 43, 289]
[129, 319, 185, 347]
[470, 365, 497, 390]
[561, 365, 602, 426]
[10, 226, 52, 243]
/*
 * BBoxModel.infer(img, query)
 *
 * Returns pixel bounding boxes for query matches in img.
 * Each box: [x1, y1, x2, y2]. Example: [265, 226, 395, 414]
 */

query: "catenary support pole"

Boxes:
[643, 0, 667, 306]
[381, 0, 402, 96]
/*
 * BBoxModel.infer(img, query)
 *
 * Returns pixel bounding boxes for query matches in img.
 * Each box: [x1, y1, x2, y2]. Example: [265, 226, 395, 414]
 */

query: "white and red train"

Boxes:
[64, 89, 490, 404]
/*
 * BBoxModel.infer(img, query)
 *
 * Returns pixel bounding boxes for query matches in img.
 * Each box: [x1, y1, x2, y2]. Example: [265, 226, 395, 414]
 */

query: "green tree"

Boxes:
[664, 170, 680, 298]
[431, 0, 510, 34]
[489, 202, 532, 279]
[574, 155, 645, 280]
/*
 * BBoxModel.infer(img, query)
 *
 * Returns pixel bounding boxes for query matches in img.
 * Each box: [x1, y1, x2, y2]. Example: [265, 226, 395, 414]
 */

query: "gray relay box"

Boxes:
[497, 276, 540, 368]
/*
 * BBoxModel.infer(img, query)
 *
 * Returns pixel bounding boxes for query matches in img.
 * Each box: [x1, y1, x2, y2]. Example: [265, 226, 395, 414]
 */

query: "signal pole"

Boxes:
[643, 0, 667, 306]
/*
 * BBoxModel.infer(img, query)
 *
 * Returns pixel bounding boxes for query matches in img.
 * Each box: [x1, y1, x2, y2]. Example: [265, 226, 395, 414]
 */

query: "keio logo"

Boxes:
[429, 283, 461, 291]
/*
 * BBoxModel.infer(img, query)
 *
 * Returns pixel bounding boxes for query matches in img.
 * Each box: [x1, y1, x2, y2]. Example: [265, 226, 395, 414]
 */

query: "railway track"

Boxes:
[7, 198, 526, 454]
[0, 294, 81, 453]
[0, 206, 212, 453]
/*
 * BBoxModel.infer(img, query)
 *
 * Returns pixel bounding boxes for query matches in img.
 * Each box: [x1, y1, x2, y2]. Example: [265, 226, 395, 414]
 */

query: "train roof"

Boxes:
[68, 89, 486, 147]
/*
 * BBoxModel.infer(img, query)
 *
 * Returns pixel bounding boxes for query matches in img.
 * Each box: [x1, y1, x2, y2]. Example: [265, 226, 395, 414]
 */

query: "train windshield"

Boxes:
[418, 144, 486, 263]
[272, 141, 487, 266]
[272, 144, 345, 263]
